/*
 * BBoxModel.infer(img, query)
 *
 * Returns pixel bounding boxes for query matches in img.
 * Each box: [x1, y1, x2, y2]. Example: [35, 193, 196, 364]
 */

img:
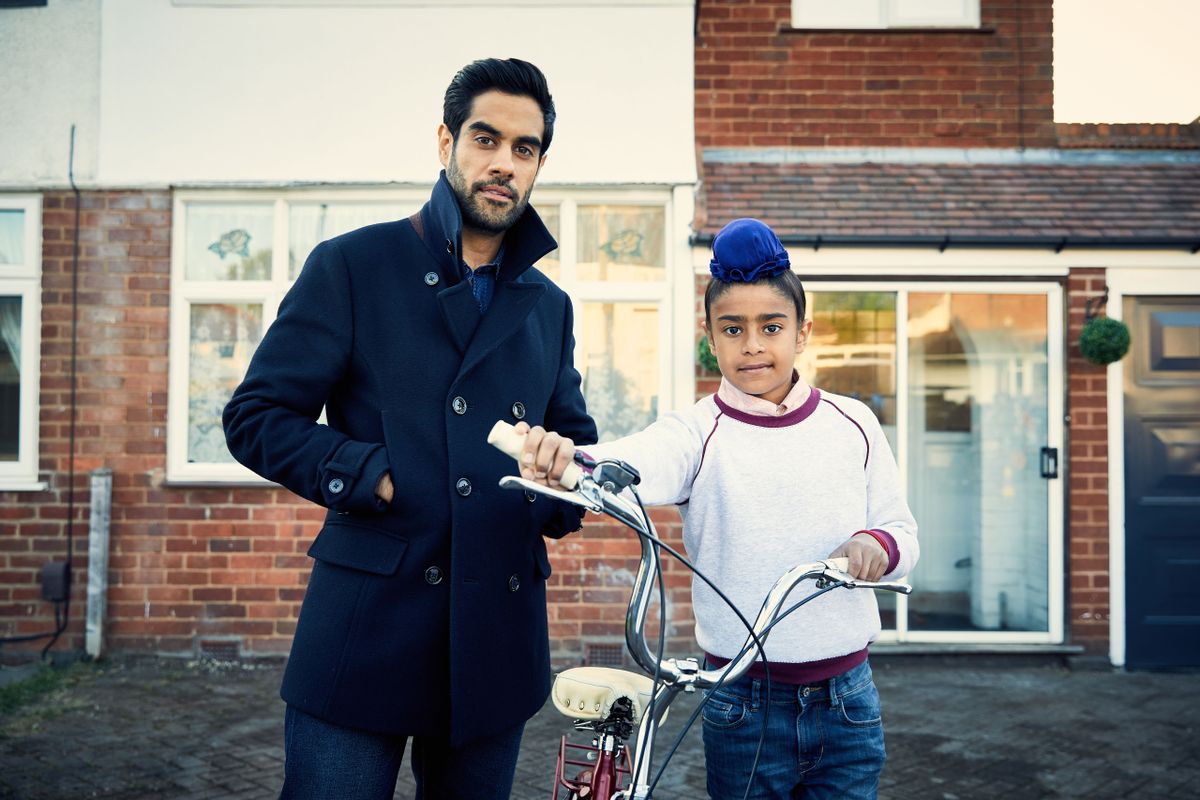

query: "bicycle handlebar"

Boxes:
[488, 421, 912, 692]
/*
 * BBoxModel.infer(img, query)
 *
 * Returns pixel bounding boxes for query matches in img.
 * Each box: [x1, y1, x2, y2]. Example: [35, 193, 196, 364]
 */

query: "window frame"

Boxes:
[791, 0, 981, 30]
[168, 186, 686, 483]
[0, 194, 44, 491]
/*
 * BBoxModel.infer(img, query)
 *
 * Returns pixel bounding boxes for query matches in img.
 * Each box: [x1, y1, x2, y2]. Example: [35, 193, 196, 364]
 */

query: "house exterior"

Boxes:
[691, 0, 1200, 669]
[2, 0, 1197, 671]
[0, 0, 699, 665]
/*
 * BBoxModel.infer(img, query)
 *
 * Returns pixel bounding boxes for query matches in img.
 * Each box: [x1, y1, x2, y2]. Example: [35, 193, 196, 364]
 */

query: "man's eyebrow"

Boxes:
[466, 121, 543, 152]
[467, 121, 503, 138]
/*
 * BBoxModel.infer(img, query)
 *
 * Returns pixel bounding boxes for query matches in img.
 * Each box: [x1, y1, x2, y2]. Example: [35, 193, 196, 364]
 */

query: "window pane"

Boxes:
[0, 296, 21, 461]
[907, 292, 1049, 633]
[188, 303, 263, 463]
[289, 203, 413, 279]
[534, 204, 560, 281]
[185, 204, 274, 281]
[577, 205, 665, 282]
[799, 291, 898, 450]
[0, 210, 24, 265]
[580, 302, 659, 442]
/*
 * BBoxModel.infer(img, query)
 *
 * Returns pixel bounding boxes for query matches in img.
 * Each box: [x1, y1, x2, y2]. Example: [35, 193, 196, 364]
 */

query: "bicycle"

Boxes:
[488, 421, 913, 800]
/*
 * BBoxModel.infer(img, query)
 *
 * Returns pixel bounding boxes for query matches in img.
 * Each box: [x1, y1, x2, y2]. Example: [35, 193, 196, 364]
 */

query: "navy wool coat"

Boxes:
[223, 173, 597, 744]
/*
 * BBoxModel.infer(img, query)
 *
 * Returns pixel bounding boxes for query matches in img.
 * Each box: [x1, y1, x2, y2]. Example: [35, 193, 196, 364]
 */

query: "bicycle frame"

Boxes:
[488, 422, 912, 800]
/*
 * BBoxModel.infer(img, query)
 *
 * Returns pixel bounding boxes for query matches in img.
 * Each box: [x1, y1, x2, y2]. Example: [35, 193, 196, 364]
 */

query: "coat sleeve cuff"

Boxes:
[320, 442, 390, 513]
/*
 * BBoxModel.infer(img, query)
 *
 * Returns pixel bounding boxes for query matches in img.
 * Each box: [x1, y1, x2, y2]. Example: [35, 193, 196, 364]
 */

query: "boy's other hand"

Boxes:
[513, 422, 576, 488]
[828, 534, 888, 582]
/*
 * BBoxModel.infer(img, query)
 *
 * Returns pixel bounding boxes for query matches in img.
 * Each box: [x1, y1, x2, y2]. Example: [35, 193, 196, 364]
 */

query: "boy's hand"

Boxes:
[513, 422, 577, 488]
[828, 533, 888, 582]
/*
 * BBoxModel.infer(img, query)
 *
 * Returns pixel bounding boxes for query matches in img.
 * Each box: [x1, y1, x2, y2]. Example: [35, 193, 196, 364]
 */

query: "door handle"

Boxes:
[1040, 446, 1058, 479]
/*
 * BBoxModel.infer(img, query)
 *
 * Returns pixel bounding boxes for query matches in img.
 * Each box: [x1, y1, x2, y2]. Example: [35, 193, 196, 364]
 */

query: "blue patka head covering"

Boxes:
[709, 218, 790, 283]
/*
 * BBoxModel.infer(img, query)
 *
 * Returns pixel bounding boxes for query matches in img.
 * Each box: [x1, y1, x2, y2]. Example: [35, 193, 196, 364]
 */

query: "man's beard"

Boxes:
[447, 151, 531, 235]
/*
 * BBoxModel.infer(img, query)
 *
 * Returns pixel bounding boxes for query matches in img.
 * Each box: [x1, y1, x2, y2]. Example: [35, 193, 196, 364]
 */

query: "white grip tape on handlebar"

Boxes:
[487, 421, 582, 490]
[826, 557, 849, 572]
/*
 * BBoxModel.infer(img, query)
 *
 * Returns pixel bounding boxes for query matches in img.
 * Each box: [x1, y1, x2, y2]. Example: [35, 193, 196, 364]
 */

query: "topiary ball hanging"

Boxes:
[1079, 316, 1131, 365]
[697, 336, 720, 373]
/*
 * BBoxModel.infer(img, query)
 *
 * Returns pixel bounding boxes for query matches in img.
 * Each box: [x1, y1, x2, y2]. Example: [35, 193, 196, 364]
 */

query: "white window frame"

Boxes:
[0, 194, 44, 491]
[792, 0, 980, 29]
[804, 279, 1064, 645]
[168, 186, 688, 483]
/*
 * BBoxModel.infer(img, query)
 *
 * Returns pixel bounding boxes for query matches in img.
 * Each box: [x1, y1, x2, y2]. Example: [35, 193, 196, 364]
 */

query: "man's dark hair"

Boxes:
[443, 58, 556, 154]
[704, 270, 807, 327]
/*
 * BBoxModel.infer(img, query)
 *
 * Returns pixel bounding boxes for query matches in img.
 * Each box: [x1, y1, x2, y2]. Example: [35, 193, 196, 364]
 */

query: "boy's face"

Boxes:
[704, 283, 811, 406]
[438, 90, 547, 235]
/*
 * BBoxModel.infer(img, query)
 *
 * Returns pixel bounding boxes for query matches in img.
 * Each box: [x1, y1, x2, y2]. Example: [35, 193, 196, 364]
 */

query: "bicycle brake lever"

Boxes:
[819, 559, 913, 594]
[497, 476, 603, 513]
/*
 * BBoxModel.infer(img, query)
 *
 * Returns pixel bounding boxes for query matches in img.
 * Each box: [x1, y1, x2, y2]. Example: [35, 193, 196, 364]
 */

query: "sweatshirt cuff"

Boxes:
[856, 529, 899, 574]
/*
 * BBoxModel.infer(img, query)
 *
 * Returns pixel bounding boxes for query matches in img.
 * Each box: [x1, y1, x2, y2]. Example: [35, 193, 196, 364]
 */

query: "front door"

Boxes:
[1123, 295, 1200, 669]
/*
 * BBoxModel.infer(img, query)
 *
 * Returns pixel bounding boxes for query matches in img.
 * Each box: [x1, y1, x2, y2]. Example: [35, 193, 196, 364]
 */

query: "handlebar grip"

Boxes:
[487, 421, 582, 490]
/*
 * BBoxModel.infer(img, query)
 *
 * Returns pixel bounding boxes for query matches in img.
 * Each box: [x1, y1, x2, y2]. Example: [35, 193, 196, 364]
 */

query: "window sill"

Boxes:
[0, 481, 50, 493]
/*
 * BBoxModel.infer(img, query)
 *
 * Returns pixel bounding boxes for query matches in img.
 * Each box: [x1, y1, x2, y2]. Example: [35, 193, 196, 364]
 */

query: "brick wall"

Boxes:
[0, 191, 690, 667]
[696, 0, 1055, 149]
[0, 191, 320, 660]
[1065, 268, 1110, 653]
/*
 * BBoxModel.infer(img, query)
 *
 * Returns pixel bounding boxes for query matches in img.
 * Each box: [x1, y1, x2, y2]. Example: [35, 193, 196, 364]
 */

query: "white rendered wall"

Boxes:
[95, 0, 696, 186]
[0, 0, 101, 186]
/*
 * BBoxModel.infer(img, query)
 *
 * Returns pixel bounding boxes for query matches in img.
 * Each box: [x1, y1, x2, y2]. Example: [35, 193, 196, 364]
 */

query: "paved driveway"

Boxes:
[1, 655, 1198, 799]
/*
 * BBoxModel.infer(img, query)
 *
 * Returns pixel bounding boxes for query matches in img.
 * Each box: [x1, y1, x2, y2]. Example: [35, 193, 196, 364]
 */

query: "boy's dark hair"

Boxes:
[443, 58, 556, 154]
[704, 270, 807, 327]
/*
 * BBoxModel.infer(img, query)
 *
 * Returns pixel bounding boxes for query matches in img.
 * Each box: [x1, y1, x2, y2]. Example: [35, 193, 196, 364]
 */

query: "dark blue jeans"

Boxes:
[278, 705, 525, 800]
[701, 658, 886, 800]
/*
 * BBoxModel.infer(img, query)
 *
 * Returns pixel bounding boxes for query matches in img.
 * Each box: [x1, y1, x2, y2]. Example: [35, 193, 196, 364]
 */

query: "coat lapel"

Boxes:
[456, 281, 546, 380]
[437, 283, 481, 354]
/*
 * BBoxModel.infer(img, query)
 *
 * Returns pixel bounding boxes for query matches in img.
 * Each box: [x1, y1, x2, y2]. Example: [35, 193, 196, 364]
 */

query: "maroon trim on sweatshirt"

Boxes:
[818, 396, 870, 469]
[712, 387, 822, 428]
[705, 647, 869, 687]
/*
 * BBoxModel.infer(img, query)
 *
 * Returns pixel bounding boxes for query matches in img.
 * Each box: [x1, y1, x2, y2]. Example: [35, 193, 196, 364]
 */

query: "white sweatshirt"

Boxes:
[586, 385, 919, 665]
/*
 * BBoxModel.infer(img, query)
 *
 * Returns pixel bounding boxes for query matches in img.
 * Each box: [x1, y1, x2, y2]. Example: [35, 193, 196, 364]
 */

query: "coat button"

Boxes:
[508, 574, 521, 592]
[456, 478, 472, 497]
[424, 271, 439, 286]
[525, 490, 537, 503]
[328, 478, 344, 494]
[451, 396, 467, 415]
[511, 402, 526, 420]
[425, 566, 443, 585]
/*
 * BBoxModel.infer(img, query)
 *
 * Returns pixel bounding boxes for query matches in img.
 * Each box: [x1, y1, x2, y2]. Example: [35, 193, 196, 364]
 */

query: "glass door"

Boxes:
[799, 283, 1064, 643]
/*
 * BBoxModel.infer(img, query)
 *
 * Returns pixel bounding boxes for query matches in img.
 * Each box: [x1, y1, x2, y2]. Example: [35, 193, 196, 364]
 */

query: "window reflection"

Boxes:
[580, 302, 658, 442]
[577, 205, 665, 282]
[185, 204, 274, 281]
[188, 304, 263, 463]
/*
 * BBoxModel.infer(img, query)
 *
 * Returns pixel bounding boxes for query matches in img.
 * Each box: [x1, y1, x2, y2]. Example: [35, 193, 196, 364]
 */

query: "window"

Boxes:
[792, 0, 980, 29]
[536, 193, 677, 442]
[0, 195, 42, 490]
[169, 188, 681, 480]
[168, 191, 423, 482]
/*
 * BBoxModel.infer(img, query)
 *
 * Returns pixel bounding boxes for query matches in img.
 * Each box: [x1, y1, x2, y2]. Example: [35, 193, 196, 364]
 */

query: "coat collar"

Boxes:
[419, 171, 557, 284]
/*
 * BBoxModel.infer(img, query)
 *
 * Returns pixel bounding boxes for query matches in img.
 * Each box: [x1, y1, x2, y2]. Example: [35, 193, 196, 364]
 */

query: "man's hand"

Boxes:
[828, 533, 888, 582]
[514, 422, 576, 488]
[375, 472, 394, 504]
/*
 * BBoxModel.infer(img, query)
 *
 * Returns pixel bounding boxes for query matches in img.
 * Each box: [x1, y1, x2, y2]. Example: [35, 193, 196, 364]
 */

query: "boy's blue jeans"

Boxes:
[701, 658, 886, 800]
[278, 705, 524, 800]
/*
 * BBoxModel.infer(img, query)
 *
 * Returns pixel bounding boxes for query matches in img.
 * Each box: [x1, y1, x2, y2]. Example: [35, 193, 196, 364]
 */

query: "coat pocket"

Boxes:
[307, 518, 409, 576]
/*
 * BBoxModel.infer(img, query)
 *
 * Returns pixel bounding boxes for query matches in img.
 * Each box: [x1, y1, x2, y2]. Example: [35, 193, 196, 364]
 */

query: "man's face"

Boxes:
[438, 90, 547, 235]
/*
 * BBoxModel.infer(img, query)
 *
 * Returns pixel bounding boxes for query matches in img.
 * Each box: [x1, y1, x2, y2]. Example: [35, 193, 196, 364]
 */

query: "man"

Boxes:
[223, 58, 597, 799]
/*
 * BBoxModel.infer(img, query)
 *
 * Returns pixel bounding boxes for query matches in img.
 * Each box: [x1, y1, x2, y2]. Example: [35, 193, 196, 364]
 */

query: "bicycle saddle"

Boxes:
[551, 667, 667, 725]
